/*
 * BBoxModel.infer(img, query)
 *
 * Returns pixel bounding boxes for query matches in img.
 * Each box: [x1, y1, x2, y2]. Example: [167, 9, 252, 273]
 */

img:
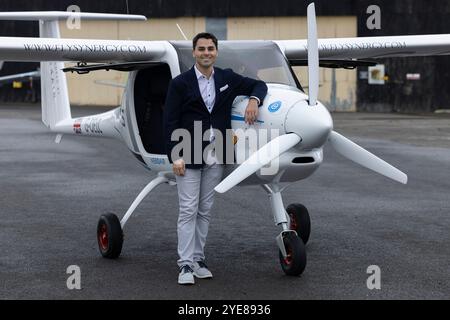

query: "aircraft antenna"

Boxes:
[176, 23, 189, 40]
[125, 0, 130, 15]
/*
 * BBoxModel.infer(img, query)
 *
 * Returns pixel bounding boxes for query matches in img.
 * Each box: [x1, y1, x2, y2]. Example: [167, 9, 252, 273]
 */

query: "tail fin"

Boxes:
[0, 12, 146, 130]
[39, 20, 71, 129]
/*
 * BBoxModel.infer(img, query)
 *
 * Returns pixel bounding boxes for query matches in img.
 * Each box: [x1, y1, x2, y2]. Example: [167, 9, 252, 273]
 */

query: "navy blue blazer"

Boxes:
[164, 66, 268, 169]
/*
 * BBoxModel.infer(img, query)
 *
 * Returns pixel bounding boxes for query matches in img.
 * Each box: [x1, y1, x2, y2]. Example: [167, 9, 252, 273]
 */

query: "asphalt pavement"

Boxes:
[0, 105, 449, 299]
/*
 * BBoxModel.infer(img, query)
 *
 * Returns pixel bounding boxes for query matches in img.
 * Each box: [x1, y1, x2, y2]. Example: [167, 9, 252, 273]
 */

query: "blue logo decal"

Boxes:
[268, 101, 282, 113]
[231, 114, 264, 124]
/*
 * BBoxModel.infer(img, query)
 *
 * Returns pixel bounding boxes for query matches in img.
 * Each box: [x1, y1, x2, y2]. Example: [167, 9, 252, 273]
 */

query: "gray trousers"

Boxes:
[175, 163, 224, 268]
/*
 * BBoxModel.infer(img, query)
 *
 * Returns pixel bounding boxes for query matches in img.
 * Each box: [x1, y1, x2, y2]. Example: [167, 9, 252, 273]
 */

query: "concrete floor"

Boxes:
[0, 105, 449, 299]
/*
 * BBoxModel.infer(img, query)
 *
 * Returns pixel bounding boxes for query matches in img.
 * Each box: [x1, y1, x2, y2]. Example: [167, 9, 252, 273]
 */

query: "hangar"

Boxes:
[0, 0, 448, 113]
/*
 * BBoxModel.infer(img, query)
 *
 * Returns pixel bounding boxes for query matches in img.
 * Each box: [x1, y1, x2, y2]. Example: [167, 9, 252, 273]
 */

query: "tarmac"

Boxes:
[0, 104, 449, 299]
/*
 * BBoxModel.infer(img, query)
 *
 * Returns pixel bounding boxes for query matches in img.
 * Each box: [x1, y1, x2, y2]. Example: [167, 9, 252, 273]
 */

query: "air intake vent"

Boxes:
[292, 157, 315, 164]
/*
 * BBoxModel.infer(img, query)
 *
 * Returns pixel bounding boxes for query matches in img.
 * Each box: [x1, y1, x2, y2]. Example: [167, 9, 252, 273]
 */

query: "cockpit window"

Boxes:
[170, 41, 300, 88]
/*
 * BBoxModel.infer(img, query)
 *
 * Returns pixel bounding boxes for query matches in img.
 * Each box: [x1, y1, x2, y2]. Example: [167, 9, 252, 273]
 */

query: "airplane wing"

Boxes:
[1, 33, 450, 64]
[0, 11, 168, 63]
[276, 34, 450, 61]
[0, 70, 40, 84]
[0, 36, 167, 63]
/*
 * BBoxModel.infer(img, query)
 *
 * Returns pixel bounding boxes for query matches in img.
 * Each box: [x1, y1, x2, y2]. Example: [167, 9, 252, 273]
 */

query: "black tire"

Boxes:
[97, 213, 123, 259]
[279, 233, 307, 276]
[286, 203, 311, 245]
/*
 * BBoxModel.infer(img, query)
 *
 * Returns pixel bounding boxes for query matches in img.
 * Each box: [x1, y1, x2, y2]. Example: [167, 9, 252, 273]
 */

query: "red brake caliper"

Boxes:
[289, 213, 298, 231]
[284, 246, 293, 265]
[99, 224, 108, 250]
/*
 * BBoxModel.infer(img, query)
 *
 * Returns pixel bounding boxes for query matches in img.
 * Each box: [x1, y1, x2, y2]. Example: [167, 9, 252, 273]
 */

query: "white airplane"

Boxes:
[1, 4, 448, 276]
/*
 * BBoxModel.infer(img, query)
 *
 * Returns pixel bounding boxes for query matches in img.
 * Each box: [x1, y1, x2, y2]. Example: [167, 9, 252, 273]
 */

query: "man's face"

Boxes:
[193, 38, 218, 69]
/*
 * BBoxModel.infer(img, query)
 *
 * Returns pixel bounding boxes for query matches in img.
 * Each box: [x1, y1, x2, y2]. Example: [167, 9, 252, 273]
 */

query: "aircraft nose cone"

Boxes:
[285, 100, 333, 149]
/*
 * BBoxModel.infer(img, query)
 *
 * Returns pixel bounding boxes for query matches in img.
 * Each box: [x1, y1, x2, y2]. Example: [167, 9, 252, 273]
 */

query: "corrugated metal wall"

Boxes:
[356, 0, 450, 112]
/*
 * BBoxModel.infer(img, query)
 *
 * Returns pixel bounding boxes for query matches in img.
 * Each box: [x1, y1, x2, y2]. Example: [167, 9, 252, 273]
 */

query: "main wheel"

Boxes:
[97, 213, 123, 259]
[286, 203, 311, 245]
[279, 233, 307, 276]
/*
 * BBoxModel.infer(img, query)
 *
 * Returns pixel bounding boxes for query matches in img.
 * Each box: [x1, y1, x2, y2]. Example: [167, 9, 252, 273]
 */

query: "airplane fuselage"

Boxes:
[125, 81, 326, 185]
[54, 41, 332, 186]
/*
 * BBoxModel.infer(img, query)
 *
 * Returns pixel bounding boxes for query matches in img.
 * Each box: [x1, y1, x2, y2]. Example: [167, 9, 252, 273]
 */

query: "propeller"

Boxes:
[214, 134, 301, 193]
[328, 131, 408, 184]
[214, 3, 320, 194]
[307, 3, 319, 106]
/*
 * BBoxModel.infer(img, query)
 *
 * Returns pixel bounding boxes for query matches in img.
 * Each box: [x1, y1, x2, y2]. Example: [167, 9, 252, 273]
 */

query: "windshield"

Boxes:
[171, 41, 300, 88]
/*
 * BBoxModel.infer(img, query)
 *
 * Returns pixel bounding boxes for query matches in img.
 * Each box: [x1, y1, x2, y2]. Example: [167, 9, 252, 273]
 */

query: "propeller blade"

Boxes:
[214, 133, 302, 193]
[307, 2, 319, 106]
[328, 131, 408, 184]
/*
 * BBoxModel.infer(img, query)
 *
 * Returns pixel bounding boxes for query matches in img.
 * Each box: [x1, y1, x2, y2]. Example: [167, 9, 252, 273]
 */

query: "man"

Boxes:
[164, 32, 267, 285]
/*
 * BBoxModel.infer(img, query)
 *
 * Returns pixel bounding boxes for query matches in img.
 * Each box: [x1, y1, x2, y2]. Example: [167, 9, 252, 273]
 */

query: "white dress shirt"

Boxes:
[194, 65, 216, 114]
[194, 65, 216, 142]
[194, 65, 217, 164]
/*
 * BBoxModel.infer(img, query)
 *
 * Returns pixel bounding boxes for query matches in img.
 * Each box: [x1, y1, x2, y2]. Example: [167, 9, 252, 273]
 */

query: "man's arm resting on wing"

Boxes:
[231, 71, 268, 125]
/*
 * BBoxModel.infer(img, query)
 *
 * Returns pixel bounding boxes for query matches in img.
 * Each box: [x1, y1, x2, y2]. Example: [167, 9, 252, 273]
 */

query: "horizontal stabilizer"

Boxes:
[0, 11, 146, 21]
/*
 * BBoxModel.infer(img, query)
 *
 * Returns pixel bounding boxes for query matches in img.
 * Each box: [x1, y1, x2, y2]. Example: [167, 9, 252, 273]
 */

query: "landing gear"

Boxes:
[97, 213, 123, 259]
[278, 233, 307, 276]
[263, 184, 310, 276]
[96, 172, 174, 259]
[286, 203, 311, 245]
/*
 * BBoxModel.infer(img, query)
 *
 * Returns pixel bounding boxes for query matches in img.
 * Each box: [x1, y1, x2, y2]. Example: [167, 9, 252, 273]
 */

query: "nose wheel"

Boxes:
[265, 182, 310, 277]
[279, 232, 307, 276]
[97, 213, 123, 259]
[286, 203, 311, 245]
[278, 203, 310, 276]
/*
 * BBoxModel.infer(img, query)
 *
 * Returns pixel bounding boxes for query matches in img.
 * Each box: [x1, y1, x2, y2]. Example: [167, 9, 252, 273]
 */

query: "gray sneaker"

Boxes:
[178, 265, 195, 285]
[193, 261, 213, 279]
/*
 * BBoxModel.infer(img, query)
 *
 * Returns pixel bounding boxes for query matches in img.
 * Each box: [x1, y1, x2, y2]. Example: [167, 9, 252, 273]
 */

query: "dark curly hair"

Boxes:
[192, 32, 218, 50]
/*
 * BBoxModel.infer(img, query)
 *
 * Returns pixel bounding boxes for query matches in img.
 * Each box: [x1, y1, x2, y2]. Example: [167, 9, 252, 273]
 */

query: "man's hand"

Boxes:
[173, 158, 186, 176]
[245, 98, 259, 125]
